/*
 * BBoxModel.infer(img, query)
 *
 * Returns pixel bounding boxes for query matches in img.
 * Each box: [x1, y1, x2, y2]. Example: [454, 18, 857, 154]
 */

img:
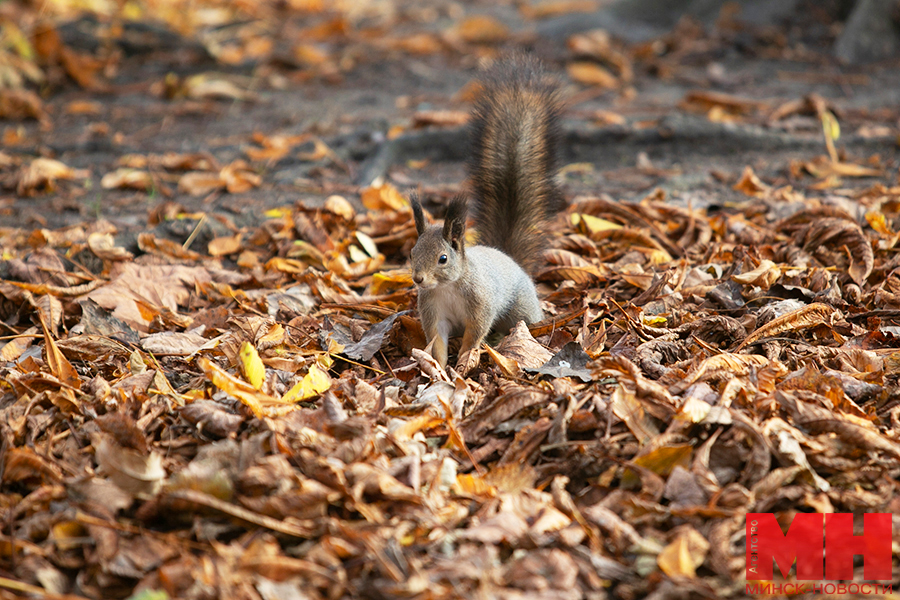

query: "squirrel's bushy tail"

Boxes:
[468, 55, 563, 274]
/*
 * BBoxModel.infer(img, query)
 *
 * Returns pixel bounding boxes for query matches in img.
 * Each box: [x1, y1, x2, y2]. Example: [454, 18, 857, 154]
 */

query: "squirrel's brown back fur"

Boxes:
[468, 55, 563, 274]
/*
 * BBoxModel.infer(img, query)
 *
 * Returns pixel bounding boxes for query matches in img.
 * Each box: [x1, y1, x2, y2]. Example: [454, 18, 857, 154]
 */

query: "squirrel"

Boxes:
[409, 55, 563, 370]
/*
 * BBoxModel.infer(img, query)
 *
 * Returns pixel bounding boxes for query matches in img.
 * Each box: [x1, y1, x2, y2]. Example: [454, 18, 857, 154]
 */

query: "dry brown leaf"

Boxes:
[567, 61, 618, 88]
[732, 259, 780, 289]
[483, 344, 521, 378]
[360, 183, 407, 212]
[455, 15, 510, 44]
[679, 90, 768, 116]
[39, 314, 82, 389]
[3, 447, 63, 484]
[93, 436, 165, 496]
[524, 0, 599, 19]
[181, 74, 259, 101]
[178, 171, 224, 196]
[800, 218, 874, 285]
[672, 353, 772, 394]
[16, 157, 89, 196]
[732, 165, 771, 197]
[101, 168, 154, 191]
[87, 232, 134, 261]
[735, 302, 836, 351]
[495, 321, 553, 369]
[610, 383, 659, 445]
[0, 89, 47, 121]
[208, 234, 242, 256]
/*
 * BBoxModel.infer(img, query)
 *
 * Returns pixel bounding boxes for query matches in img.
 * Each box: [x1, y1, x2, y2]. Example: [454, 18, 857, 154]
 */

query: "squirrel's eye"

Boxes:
[438, 254, 448, 265]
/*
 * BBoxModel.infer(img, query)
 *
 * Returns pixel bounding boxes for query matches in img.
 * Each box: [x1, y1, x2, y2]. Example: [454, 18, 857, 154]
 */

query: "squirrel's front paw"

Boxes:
[456, 346, 481, 376]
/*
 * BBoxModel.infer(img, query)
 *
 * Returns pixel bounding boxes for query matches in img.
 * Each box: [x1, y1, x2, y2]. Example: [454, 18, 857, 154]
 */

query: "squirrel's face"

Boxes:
[410, 229, 464, 289]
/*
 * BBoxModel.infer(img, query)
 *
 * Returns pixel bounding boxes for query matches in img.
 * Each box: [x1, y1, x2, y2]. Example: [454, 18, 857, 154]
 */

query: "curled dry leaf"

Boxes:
[16, 157, 89, 196]
[735, 302, 836, 351]
[101, 168, 154, 191]
[567, 61, 618, 88]
[799, 218, 874, 285]
[180, 400, 245, 438]
[39, 314, 82, 389]
[671, 353, 772, 394]
[610, 382, 659, 444]
[732, 259, 780, 290]
[93, 436, 165, 496]
[360, 183, 407, 212]
[87, 232, 134, 261]
[732, 165, 771, 197]
[495, 321, 553, 369]
[3, 447, 63, 484]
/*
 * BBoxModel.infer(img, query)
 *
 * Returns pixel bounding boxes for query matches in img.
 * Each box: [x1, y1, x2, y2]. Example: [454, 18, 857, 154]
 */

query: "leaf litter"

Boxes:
[2, 1, 900, 599]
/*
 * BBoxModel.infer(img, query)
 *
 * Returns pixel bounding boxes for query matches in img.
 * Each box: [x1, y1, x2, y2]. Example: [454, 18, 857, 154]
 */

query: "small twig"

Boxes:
[182, 213, 208, 251]
[329, 352, 386, 376]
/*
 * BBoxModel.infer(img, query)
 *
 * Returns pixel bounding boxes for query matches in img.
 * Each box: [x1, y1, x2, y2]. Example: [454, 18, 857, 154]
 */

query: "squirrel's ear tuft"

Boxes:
[443, 195, 467, 250]
[410, 193, 426, 235]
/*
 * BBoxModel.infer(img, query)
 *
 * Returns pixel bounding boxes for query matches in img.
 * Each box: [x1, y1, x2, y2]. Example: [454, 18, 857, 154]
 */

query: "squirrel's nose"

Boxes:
[413, 274, 423, 284]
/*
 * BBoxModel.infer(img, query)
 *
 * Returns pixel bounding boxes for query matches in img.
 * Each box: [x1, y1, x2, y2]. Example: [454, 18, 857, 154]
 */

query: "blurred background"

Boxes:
[1, 0, 898, 231]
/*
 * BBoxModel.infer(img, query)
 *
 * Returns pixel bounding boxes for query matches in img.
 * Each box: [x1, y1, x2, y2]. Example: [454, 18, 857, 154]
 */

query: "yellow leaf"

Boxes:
[646, 249, 672, 265]
[455, 473, 496, 497]
[572, 213, 621, 234]
[657, 527, 710, 577]
[264, 207, 291, 218]
[258, 323, 285, 348]
[821, 110, 840, 142]
[821, 110, 840, 163]
[631, 444, 692, 477]
[282, 363, 332, 403]
[642, 315, 667, 327]
[483, 344, 520, 378]
[866, 210, 894, 237]
[371, 270, 414, 295]
[240, 341, 266, 390]
[199, 357, 292, 418]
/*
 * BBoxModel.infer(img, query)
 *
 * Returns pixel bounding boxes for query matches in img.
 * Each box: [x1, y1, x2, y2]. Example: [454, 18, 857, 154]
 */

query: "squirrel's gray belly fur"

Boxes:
[466, 246, 542, 334]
